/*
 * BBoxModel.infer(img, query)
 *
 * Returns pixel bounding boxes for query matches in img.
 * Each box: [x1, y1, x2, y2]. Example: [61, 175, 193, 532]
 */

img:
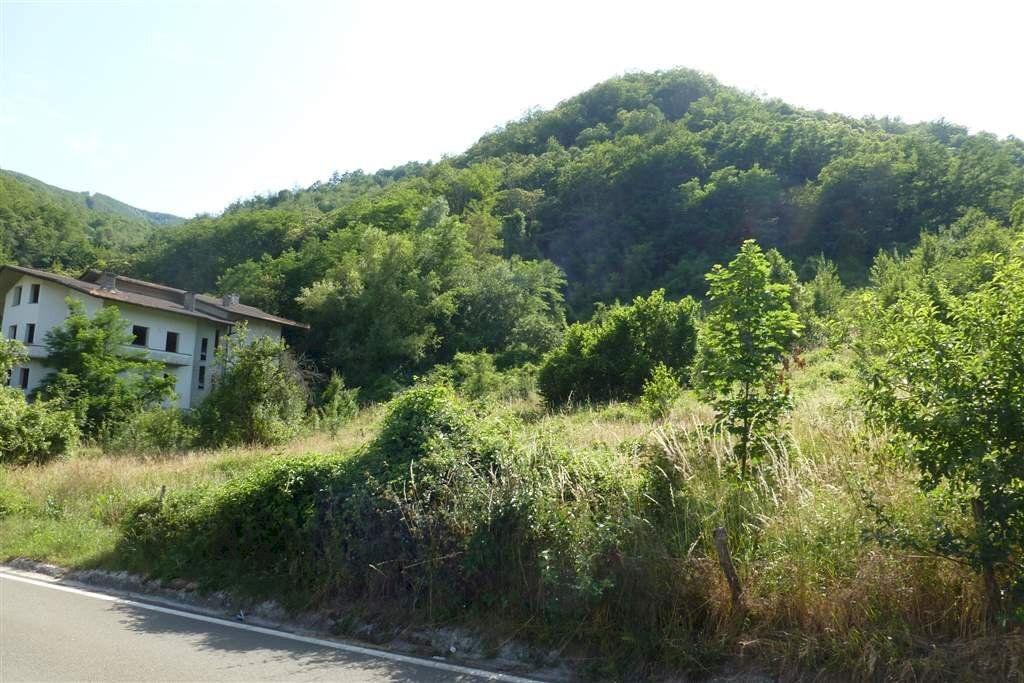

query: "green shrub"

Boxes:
[195, 325, 308, 447]
[538, 289, 699, 406]
[0, 388, 79, 465]
[100, 408, 196, 455]
[639, 363, 681, 420]
[37, 299, 176, 438]
[315, 372, 358, 435]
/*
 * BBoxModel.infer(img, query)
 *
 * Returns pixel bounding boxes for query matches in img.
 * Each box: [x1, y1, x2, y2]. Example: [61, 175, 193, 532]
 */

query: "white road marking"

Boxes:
[0, 571, 542, 683]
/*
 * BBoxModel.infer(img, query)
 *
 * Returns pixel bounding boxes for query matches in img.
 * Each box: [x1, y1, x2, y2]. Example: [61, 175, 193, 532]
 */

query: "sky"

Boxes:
[1, 0, 1022, 218]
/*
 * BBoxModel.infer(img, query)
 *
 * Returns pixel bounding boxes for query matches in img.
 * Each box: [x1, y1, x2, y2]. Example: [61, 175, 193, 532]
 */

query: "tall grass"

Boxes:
[3, 377, 1021, 679]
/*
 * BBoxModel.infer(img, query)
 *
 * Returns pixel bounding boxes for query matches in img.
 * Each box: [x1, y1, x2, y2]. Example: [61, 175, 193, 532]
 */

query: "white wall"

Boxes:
[2, 275, 287, 410]
[2, 275, 100, 395]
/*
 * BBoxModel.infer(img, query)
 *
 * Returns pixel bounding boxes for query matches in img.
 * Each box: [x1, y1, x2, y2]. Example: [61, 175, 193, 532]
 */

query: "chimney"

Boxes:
[184, 292, 197, 311]
[97, 271, 118, 291]
[222, 293, 240, 307]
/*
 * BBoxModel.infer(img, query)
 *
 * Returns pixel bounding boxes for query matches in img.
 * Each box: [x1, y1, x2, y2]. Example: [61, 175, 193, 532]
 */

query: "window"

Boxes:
[29, 284, 40, 304]
[200, 337, 208, 361]
[11, 286, 21, 306]
[197, 366, 206, 389]
[7, 325, 16, 340]
[26, 324, 35, 344]
[165, 331, 179, 353]
[18, 367, 29, 390]
[132, 325, 148, 347]
[214, 329, 221, 350]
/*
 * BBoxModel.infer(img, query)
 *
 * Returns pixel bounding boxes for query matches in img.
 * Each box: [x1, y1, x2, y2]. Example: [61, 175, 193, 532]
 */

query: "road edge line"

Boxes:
[0, 570, 543, 683]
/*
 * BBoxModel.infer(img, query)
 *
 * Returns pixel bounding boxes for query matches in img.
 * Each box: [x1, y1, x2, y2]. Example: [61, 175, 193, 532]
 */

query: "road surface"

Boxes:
[0, 570, 536, 682]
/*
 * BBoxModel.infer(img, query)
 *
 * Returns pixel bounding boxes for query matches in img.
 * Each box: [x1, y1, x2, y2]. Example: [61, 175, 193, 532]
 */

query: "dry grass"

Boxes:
[0, 406, 384, 566]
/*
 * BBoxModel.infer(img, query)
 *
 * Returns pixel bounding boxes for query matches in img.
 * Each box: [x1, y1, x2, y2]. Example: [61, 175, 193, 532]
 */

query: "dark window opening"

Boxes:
[26, 324, 35, 344]
[198, 366, 206, 390]
[7, 325, 16, 340]
[18, 367, 29, 390]
[214, 329, 221, 350]
[200, 337, 208, 361]
[165, 331, 179, 353]
[132, 325, 148, 347]
[12, 286, 21, 306]
[29, 284, 40, 304]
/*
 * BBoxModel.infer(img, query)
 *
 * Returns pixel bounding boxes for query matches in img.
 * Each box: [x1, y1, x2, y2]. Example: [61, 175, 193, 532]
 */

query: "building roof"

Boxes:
[0, 265, 309, 330]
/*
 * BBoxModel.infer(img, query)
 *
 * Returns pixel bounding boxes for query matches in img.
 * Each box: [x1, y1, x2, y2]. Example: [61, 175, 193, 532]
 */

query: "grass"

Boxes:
[0, 407, 383, 566]
[2, 366, 1021, 680]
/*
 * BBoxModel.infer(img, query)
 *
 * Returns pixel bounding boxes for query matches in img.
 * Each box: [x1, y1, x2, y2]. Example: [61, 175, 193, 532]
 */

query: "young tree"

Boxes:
[858, 247, 1024, 622]
[196, 324, 307, 447]
[695, 240, 802, 476]
[0, 337, 27, 377]
[37, 299, 176, 438]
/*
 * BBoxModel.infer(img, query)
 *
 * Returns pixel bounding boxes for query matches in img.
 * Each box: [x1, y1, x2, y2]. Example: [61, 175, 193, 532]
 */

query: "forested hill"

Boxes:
[0, 170, 182, 271]
[5, 68, 1023, 395]
[4, 171, 184, 226]
[133, 69, 1024, 312]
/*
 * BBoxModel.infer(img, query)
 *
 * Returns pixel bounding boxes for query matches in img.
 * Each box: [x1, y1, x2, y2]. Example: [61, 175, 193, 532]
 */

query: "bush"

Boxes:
[121, 384, 505, 602]
[639, 363, 681, 420]
[37, 299, 176, 438]
[100, 408, 196, 455]
[195, 326, 308, 447]
[315, 372, 358, 436]
[0, 388, 79, 465]
[538, 289, 699, 405]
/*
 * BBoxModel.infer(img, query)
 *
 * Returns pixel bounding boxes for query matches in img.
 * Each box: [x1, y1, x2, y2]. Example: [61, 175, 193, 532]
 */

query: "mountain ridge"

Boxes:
[1, 170, 184, 226]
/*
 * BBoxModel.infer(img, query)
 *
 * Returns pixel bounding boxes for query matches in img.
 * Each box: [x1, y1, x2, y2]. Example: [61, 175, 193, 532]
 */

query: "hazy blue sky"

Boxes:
[2, 0, 1021, 217]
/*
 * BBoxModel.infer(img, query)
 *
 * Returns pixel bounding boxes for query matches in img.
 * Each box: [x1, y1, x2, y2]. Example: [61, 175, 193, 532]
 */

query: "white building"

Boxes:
[0, 265, 307, 409]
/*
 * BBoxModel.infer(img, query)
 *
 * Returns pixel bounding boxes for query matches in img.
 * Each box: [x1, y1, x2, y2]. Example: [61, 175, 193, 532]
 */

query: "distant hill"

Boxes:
[2, 171, 183, 226]
[0, 169, 181, 271]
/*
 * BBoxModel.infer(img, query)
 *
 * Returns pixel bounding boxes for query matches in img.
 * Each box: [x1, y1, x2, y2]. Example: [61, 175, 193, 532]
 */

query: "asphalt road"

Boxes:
[0, 571, 533, 682]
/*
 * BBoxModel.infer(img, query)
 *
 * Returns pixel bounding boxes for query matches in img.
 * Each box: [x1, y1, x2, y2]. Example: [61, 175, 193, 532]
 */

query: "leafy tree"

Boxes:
[37, 300, 176, 438]
[315, 372, 358, 436]
[196, 324, 307, 447]
[0, 337, 27, 378]
[538, 289, 699, 405]
[0, 337, 79, 464]
[694, 241, 802, 475]
[857, 246, 1024, 622]
[639, 362, 681, 421]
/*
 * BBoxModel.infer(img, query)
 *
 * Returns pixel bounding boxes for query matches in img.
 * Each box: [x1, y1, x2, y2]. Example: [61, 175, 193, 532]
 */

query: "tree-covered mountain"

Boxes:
[9, 68, 1024, 395]
[134, 69, 1023, 310]
[3, 171, 183, 226]
[0, 170, 181, 272]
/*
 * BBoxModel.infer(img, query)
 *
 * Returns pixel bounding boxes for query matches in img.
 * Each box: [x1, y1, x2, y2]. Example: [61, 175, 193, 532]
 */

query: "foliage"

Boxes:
[195, 325, 308, 447]
[538, 289, 699, 405]
[695, 241, 802, 474]
[120, 68, 1023, 394]
[639, 363, 681, 420]
[0, 171, 169, 270]
[314, 372, 358, 436]
[0, 337, 27, 377]
[857, 245, 1024, 620]
[0, 387, 78, 465]
[36, 299, 176, 439]
[100, 408, 196, 455]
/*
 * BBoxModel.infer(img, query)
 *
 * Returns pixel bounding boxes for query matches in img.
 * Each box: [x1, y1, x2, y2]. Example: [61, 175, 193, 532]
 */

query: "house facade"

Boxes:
[0, 265, 307, 409]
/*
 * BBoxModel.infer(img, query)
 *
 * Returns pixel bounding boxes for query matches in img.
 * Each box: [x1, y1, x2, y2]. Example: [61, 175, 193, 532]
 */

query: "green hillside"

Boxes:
[2, 171, 183, 226]
[129, 68, 1024, 393]
[0, 170, 180, 272]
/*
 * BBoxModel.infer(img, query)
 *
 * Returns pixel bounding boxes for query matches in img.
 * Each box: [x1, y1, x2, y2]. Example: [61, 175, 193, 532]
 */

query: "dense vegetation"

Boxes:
[3, 68, 1024, 679]
[0, 171, 179, 271]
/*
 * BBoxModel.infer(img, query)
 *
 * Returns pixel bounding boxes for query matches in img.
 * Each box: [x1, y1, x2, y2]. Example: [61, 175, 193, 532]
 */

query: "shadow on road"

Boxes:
[109, 600, 481, 682]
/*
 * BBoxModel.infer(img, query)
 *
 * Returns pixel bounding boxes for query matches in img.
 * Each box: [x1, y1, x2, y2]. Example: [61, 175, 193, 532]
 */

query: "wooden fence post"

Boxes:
[713, 526, 743, 611]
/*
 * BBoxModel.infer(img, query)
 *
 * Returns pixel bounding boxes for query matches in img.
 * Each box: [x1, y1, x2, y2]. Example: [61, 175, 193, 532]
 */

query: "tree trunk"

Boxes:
[972, 498, 1002, 626]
